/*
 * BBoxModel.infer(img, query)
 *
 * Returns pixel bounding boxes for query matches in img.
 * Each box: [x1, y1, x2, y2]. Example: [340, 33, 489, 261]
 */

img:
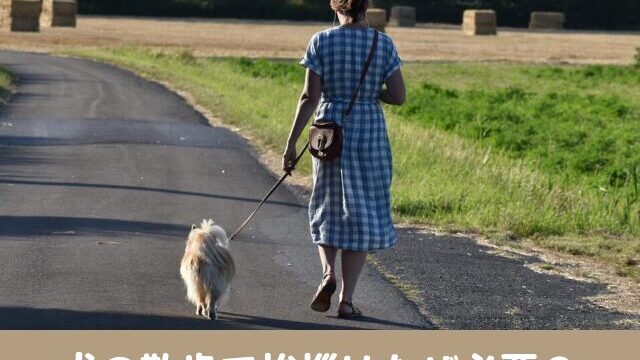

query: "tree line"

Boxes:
[78, 0, 640, 30]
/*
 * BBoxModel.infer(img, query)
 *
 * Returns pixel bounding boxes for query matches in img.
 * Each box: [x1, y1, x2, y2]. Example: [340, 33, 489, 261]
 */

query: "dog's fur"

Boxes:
[180, 219, 235, 320]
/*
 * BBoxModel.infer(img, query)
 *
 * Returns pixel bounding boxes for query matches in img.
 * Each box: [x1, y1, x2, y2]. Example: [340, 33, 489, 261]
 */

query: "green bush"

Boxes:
[635, 47, 640, 68]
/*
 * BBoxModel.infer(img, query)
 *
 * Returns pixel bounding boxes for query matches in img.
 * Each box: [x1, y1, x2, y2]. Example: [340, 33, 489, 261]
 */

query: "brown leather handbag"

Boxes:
[308, 30, 379, 161]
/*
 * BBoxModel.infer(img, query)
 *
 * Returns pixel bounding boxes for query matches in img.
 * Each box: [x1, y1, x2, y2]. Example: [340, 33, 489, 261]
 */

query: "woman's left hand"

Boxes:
[282, 144, 297, 173]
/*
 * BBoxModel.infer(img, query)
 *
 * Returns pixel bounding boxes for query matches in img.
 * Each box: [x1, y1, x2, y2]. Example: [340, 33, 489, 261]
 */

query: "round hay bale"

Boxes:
[529, 12, 565, 30]
[53, 0, 75, 16]
[51, 14, 73, 26]
[10, 16, 39, 31]
[366, 8, 386, 32]
[389, 6, 415, 27]
[462, 9, 497, 36]
[1, 0, 41, 32]
[41, 0, 76, 27]
[9, 0, 42, 18]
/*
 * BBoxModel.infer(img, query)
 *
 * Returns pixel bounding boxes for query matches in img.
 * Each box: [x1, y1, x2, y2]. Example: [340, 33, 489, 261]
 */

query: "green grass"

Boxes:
[64, 47, 640, 280]
[0, 66, 13, 106]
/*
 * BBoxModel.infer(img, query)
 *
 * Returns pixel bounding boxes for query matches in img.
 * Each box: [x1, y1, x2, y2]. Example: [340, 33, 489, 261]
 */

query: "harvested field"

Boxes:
[0, 16, 639, 64]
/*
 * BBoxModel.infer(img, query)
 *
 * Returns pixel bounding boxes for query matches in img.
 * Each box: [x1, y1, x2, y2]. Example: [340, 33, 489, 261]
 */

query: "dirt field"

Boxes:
[1, 16, 639, 64]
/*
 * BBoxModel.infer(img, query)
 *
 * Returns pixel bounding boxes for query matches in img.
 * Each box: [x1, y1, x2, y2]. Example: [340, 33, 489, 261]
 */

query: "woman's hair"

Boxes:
[330, 0, 369, 21]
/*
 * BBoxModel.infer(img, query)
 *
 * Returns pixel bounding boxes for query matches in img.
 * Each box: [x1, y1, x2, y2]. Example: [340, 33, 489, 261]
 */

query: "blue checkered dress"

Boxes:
[300, 27, 402, 252]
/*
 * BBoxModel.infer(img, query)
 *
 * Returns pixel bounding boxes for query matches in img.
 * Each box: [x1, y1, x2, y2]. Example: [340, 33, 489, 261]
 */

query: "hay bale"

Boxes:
[462, 9, 497, 36]
[366, 8, 386, 32]
[529, 12, 565, 30]
[40, 0, 76, 27]
[389, 6, 415, 27]
[0, 0, 42, 32]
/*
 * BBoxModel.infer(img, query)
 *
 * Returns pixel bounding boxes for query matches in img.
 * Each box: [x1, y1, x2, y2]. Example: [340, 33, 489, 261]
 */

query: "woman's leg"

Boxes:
[318, 245, 338, 277]
[339, 250, 367, 312]
[310, 245, 339, 312]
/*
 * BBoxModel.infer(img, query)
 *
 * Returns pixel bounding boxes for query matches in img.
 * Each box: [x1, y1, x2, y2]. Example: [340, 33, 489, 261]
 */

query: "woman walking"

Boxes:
[283, 0, 406, 319]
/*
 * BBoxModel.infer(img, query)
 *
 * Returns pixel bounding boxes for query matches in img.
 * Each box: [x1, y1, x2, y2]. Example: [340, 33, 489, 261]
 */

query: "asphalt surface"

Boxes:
[373, 229, 640, 329]
[1, 51, 637, 330]
[0, 52, 430, 329]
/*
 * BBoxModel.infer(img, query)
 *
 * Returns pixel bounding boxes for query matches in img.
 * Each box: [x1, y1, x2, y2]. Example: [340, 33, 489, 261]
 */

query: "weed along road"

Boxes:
[0, 51, 430, 329]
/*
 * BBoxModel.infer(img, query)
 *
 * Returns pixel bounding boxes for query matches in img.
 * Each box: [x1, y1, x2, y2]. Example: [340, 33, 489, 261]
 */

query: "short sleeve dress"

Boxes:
[300, 27, 402, 252]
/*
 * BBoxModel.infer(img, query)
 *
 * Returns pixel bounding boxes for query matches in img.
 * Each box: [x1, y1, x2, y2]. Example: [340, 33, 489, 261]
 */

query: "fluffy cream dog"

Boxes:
[180, 219, 235, 320]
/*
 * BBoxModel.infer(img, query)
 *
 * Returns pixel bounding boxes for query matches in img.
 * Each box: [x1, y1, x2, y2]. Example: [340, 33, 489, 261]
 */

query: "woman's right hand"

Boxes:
[282, 143, 297, 174]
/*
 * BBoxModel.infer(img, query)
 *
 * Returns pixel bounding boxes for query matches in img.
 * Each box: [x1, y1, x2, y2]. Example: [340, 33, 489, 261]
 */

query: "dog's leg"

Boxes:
[211, 298, 218, 321]
[205, 293, 216, 320]
[196, 282, 208, 319]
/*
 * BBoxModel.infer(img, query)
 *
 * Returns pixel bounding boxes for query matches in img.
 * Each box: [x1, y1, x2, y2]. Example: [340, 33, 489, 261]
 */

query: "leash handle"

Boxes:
[228, 141, 309, 241]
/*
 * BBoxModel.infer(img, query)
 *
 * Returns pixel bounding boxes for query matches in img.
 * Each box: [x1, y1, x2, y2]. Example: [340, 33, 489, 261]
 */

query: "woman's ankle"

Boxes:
[339, 295, 353, 305]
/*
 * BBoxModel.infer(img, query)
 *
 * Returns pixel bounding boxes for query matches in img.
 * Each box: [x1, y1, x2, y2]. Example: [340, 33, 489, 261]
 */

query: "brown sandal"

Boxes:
[310, 273, 336, 312]
[337, 301, 363, 319]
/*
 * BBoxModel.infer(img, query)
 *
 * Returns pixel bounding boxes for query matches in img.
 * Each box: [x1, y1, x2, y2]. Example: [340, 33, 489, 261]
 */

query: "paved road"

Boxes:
[0, 52, 430, 329]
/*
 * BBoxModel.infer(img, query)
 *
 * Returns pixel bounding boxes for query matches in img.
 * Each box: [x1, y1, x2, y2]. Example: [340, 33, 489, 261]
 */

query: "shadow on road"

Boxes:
[0, 178, 304, 209]
[0, 215, 188, 238]
[0, 307, 360, 330]
[0, 145, 61, 168]
[322, 314, 433, 330]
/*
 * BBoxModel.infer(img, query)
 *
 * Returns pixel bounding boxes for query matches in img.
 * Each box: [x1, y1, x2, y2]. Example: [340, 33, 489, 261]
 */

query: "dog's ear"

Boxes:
[191, 224, 197, 231]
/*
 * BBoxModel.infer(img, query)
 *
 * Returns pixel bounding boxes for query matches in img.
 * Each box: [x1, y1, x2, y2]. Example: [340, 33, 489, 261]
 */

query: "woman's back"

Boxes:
[301, 27, 401, 104]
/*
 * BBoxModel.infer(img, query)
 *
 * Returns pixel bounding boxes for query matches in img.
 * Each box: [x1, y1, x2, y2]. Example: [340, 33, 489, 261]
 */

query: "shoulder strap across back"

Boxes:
[344, 30, 379, 120]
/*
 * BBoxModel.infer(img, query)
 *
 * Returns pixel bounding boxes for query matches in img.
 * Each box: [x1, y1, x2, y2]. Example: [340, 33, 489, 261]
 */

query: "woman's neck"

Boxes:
[337, 13, 367, 29]
[339, 21, 367, 29]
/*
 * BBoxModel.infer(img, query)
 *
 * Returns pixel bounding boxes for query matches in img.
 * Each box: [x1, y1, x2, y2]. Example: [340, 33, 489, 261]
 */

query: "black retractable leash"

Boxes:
[228, 141, 309, 241]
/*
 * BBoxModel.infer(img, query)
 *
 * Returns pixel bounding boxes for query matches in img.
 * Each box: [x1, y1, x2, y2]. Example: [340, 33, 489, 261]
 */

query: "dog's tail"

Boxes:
[200, 219, 230, 248]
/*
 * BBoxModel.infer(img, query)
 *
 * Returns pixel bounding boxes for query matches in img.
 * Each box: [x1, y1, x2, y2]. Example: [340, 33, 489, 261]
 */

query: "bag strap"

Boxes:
[344, 30, 379, 121]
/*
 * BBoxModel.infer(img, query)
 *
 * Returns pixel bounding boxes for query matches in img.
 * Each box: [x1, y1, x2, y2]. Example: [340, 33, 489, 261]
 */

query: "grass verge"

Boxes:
[63, 47, 640, 280]
[0, 65, 13, 107]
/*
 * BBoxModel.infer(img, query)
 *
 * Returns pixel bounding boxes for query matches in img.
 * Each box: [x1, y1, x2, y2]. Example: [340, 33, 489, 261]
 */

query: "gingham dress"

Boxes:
[300, 27, 402, 251]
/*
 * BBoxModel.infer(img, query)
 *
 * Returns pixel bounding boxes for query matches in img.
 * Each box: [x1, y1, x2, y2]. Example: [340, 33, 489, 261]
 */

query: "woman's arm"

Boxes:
[380, 69, 406, 105]
[282, 69, 322, 172]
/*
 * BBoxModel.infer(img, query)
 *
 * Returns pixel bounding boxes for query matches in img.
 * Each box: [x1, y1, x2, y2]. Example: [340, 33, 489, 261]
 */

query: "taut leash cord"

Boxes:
[228, 141, 309, 241]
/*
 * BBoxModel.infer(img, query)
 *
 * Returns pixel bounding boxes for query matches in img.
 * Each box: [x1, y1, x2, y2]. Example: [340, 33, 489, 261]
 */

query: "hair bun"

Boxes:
[331, 0, 369, 21]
